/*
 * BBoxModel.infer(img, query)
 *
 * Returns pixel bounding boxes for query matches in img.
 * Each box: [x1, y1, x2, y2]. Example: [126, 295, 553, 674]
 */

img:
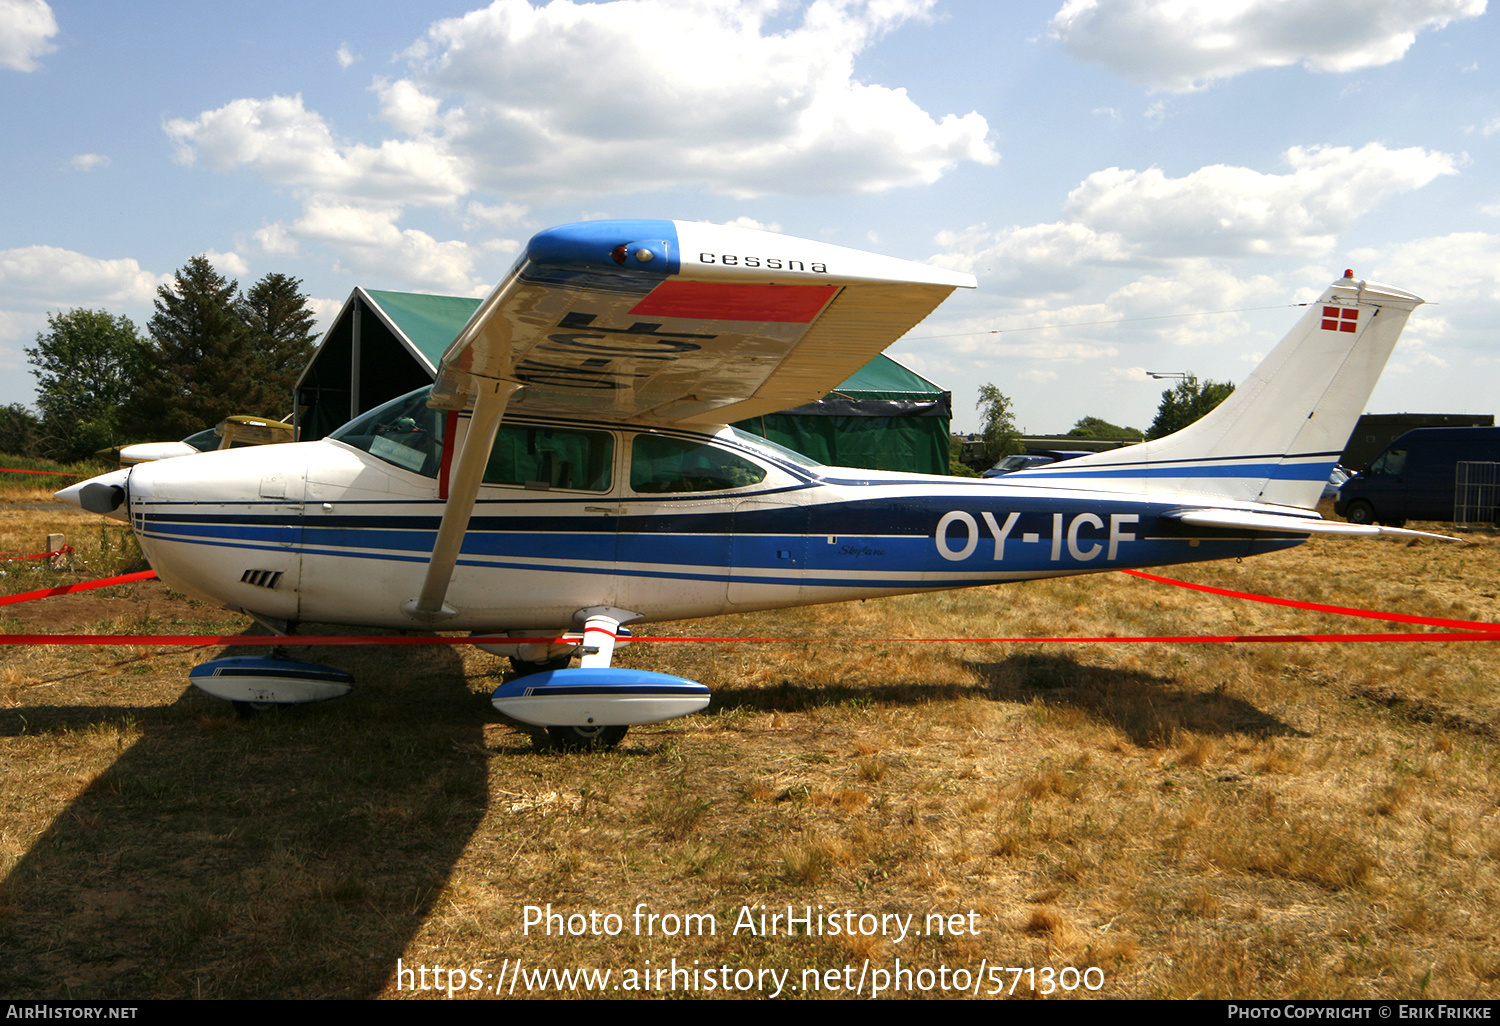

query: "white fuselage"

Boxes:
[118, 422, 1308, 634]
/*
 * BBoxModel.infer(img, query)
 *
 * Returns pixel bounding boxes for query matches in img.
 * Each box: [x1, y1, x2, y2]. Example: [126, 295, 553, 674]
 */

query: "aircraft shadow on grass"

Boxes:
[968, 652, 1309, 746]
[689, 649, 1305, 746]
[0, 632, 488, 999]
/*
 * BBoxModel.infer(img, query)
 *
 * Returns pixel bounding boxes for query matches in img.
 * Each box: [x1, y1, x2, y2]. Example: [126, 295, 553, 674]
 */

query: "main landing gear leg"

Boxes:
[546, 611, 629, 750]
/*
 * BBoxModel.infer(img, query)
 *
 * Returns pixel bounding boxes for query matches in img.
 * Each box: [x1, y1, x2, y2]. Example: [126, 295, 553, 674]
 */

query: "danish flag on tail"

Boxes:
[1322, 306, 1359, 332]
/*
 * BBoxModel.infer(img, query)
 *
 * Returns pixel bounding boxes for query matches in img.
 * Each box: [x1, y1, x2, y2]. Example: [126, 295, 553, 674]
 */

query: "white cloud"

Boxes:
[1065, 144, 1457, 257]
[336, 43, 357, 69]
[286, 201, 483, 294]
[1050, 0, 1486, 92]
[201, 249, 249, 277]
[67, 153, 110, 171]
[168, 2, 995, 208]
[165, 94, 471, 207]
[307, 296, 344, 333]
[0, 0, 57, 72]
[0, 247, 168, 390]
[463, 199, 529, 229]
[1102, 260, 1284, 348]
[252, 223, 298, 256]
[719, 216, 783, 233]
[402, 0, 996, 200]
[0, 246, 167, 307]
[931, 221, 1130, 293]
[1348, 231, 1500, 303]
[374, 77, 444, 135]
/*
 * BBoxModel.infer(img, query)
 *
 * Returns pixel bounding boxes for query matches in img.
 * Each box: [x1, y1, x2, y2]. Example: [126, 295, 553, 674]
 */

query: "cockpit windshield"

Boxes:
[328, 387, 446, 477]
[726, 426, 824, 469]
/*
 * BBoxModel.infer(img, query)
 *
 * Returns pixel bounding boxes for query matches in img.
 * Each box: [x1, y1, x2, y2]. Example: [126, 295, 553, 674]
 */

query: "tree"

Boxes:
[948, 433, 979, 477]
[129, 259, 315, 440]
[26, 309, 147, 461]
[240, 272, 318, 390]
[0, 403, 43, 458]
[1146, 374, 1235, 439]
[976, 383, 1024, 463]
[1068, 415, 1143, 441]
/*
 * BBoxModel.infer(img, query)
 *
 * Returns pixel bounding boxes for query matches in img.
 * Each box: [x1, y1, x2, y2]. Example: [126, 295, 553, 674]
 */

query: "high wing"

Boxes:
[429, 219, 975, 423]
[405, 219, 976, 621]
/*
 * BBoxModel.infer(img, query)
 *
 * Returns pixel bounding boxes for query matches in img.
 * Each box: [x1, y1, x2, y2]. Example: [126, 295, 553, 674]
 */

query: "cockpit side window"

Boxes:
[483, 425, 613, 491]
[328, 389, 445, 477]
[630, 434, 768, 494]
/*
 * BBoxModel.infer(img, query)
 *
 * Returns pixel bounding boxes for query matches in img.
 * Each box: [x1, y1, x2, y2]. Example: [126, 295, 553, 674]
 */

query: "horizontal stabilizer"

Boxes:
[1168, 508, 1455, 541]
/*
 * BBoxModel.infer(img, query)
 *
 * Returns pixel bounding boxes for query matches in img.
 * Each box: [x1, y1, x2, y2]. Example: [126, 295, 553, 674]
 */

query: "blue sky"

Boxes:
[2, 0, 1497, 434]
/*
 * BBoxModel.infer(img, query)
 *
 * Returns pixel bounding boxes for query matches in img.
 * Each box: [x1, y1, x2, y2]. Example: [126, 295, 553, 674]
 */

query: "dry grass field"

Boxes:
[1, 494, 1498, 1000]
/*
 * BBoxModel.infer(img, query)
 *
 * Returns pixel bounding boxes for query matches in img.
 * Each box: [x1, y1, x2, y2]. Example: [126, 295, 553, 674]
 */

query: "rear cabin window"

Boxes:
[630, 435, 767, 494]
[484, 425, 613, 491]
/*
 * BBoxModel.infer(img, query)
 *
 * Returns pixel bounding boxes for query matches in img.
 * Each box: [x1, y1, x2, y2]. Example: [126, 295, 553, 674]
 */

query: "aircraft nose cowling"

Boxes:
[56, 469, 131, 522]
[121, 443, 312, 619]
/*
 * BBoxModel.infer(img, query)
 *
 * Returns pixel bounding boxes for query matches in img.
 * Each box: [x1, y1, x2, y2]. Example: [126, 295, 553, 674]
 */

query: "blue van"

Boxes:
[1335, 427, 1500, 526]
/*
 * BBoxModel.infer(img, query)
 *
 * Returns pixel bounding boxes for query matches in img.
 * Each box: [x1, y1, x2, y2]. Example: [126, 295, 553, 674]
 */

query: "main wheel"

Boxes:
[1344, 500, 1376, 526]
[546, 724, 628, 751]
[509, 654, 573, 677]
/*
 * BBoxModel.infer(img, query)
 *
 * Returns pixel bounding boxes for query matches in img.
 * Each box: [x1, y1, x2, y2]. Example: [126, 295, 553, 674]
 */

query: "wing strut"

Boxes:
[402, 378, 521, 623]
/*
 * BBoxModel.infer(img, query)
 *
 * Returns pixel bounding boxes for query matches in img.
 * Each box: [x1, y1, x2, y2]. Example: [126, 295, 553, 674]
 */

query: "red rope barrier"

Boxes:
[0, 544, 72, 562]
[0, 569, 157, 607]
[0, 630, 1494, 647]
[1119, 568, 1500, 632]
[2, 566, 1496, 648]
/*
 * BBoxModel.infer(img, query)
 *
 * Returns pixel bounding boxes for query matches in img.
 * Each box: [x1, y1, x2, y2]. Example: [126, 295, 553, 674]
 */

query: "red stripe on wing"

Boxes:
[629, 281, 839, 323]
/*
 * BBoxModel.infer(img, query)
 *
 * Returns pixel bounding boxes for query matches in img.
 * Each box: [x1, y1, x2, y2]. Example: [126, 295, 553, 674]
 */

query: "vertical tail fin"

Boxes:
[1007, 275, 1424, 509]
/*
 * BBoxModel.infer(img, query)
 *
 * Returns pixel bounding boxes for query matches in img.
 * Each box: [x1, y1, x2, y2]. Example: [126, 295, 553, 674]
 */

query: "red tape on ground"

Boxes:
[0, 569, 157, 607]
[0, 631, 1495, 647]
[3, 567, 1497, 647]
[1, 466, 85, 476]
[1120, 568, 1500, 632]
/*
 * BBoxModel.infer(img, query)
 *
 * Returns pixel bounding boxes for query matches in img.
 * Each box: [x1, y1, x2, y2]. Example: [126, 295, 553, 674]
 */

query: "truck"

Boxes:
[1335, 426, 1500, 527]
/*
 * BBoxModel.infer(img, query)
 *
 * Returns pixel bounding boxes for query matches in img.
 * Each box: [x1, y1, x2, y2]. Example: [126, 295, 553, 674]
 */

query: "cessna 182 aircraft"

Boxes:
[59, 219, 1430, 748]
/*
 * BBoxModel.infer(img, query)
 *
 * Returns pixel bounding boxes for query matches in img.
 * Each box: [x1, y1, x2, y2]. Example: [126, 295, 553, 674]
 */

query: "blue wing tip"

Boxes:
[527, 219, 681, 277]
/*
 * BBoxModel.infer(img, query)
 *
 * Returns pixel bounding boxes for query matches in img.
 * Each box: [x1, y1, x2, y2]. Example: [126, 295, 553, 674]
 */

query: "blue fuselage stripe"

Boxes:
[137, 493, 1306, 587]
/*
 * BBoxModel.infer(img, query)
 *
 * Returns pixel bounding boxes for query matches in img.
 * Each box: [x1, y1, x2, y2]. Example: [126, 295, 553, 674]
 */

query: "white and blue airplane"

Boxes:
[59, 219, 1432, 748]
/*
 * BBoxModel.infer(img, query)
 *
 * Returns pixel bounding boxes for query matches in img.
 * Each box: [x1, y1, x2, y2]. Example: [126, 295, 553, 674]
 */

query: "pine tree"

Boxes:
[240, 272, 318, 391]
[26, 308, 146, 460]
[129, 260, 316, 439]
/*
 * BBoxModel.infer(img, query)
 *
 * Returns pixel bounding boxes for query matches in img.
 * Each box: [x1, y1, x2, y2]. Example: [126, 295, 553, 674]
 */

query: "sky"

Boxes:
[2, 0, 1497, 435]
